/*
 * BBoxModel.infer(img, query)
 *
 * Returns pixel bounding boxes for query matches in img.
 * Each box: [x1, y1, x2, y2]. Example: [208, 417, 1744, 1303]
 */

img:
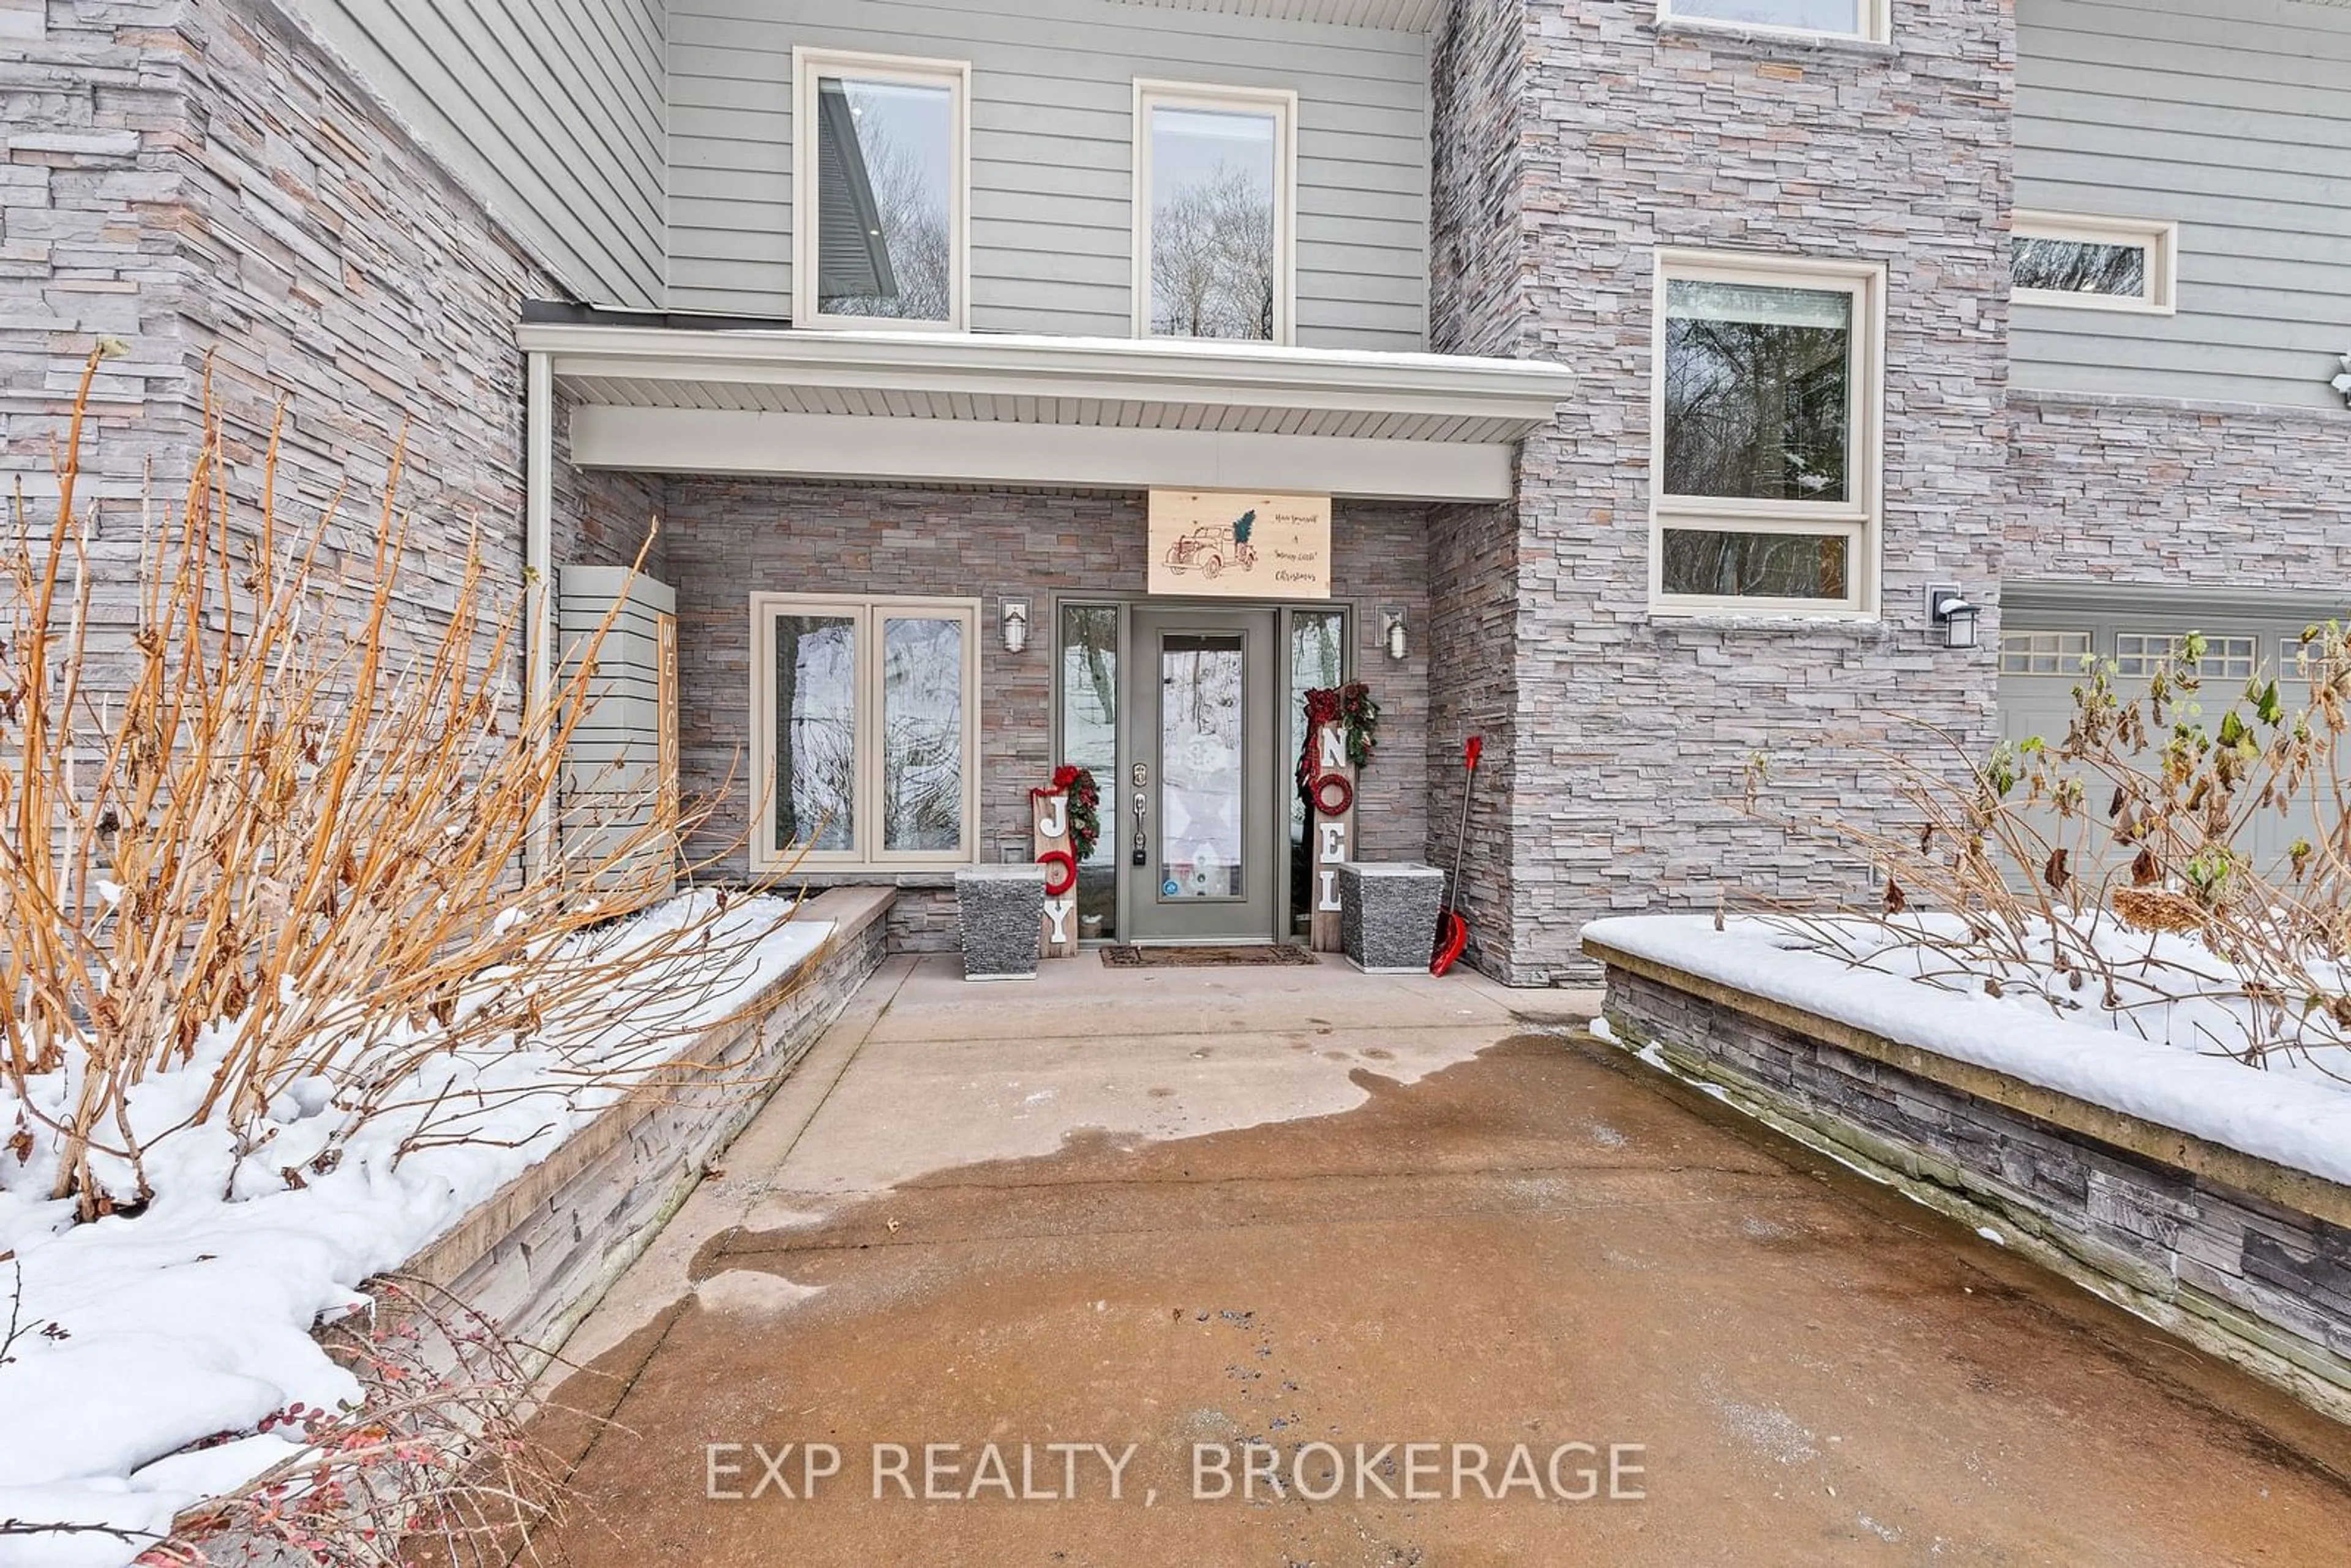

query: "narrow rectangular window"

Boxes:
[1057, 604, 1120, 940]
[793, 50, 969, 330]
[2116, 632, 2255, 682]
[1284, 607, 1346, 933]
[2012, 212, 2175, 313]
[771, 613, 858, 852]
[879, 613, 967, 853]
[1651, 251, 1883, 615]
[1134, 80, 1295, 345]
[1998, 629, 2091, 677]
[753, 596, 980, 869]
[1659, 0, 1886, 42]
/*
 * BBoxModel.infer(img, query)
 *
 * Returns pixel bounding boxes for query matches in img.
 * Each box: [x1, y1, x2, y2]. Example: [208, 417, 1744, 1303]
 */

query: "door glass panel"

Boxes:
[1160, 630, 1245, 901]
[880, 615, 964, 853]
[1060, 604, 1119, 939]
[1286, 610, 1346, 929]
[773, 614, 857, 852]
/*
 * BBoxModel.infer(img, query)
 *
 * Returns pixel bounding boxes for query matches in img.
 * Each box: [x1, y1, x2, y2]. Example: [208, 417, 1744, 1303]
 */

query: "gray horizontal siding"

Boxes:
[666, 0, 1430, 349]
[295, 0, 666, 309]
[2015, 0, 2351, 410]
[558, 568, 674, 891]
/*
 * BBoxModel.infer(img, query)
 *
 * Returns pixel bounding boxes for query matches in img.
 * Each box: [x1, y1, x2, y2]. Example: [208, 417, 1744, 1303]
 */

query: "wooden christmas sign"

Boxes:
[1033, 787, 1077, 959]
[1307, 720, 1354, 952]
[1030, 766, 1099, 959]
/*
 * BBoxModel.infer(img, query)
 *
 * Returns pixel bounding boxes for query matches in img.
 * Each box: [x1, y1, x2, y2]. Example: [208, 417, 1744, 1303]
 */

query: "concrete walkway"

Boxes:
[536, 952, 2351, 1566]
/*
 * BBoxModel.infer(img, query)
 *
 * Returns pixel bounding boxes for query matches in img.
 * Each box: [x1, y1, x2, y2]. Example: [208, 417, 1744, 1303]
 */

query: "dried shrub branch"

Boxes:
[1740, 625, 2351, 1075]
[1, 350, 801, 1212]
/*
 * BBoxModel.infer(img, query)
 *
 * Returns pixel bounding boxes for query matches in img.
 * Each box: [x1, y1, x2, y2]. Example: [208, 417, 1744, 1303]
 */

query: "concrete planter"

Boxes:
[955, 865, 1047, 980]
[1338, 863, 1444, 973]
[1584, 934, 2351, 1425]
[391, 887, 893, 1363]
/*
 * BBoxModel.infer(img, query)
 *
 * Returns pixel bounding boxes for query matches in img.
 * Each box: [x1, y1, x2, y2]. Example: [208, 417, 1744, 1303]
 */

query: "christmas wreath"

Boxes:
[1296, 683, 1379, 819]
[1030, 765, 1102, 895]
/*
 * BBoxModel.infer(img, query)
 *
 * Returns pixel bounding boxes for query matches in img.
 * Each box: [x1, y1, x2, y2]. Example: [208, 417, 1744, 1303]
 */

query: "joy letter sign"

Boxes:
[1032, 789, 1078, 959]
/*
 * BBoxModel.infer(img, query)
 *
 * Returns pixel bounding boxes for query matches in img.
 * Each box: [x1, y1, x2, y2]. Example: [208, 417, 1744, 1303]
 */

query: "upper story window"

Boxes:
[1133, 80, 1297, 345]
[1650, 250, 1886, 617]
[1659, 0, 1889, 42]
[793, 49, 969, 331]
[2012, 212, 2177, 315]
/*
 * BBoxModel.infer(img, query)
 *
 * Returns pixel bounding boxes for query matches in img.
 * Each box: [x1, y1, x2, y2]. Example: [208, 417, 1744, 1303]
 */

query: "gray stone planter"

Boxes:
[954, 865, 1047, 980]
[1338, 863, 1444, 973]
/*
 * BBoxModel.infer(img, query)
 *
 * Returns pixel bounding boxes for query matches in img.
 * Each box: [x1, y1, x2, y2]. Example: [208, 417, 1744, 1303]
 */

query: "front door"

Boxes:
[1122, 606, 1278, 942]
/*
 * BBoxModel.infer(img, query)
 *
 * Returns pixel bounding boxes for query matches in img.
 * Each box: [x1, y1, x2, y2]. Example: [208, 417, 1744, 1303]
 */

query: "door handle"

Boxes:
[1131, 765, 1149, 865]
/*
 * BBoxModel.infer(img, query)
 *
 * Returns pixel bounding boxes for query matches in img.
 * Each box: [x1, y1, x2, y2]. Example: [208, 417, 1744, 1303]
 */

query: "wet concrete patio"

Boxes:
[533, 951, 2351, 1566]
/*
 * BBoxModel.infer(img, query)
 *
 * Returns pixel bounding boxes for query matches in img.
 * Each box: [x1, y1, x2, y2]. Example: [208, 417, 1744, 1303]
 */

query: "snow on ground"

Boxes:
[0, 893, 828, 1567]
[1583, 914, 2351, 1190]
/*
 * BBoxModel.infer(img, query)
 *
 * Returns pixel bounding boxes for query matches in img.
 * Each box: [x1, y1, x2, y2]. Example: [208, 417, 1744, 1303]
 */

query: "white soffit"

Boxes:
[522, 324, 1574, 502]
[568, 408, 1520, 503]
[1098, 0, 1445, 29]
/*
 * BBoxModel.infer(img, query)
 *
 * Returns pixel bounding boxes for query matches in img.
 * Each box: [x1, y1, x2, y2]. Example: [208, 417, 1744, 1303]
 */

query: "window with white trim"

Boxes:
[1651, 251, 1884, 615]
[792, 49, 969, 330]
[1999, 629, 2092, 677]
[1133, 80, 1296, 344]
[1659, 0, 1888, 42]
[751, 596, 980, 870]
[2012, 212, 2176, 314]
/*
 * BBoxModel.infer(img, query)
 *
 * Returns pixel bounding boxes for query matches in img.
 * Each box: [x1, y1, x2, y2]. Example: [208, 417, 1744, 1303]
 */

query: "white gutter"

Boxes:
[523, 347, 553, 884]
[512, 323, 1577, 437]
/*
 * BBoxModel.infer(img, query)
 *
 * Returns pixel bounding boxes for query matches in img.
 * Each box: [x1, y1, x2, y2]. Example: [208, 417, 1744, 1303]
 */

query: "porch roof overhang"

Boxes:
[517, 324, 1575, 505]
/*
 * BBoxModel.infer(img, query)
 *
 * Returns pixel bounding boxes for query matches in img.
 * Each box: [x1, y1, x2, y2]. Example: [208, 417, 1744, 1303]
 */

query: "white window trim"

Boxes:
[1131, 78, 1299, 347]
[2012, 211, 2177, 316]
[749, 593, 982, 872]
[791, 47, 972, 333]
[1657, 0, 1890, 45]
[1648, 248, 1888, 620]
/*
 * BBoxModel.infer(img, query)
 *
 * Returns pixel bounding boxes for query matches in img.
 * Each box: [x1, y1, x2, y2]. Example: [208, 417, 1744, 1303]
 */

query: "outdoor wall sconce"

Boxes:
[1382, 607, 1408, 662]
[2334, 353, 2351, 408]
[1926, 584, 1980, 650]
[1000, 599, 1030, 655]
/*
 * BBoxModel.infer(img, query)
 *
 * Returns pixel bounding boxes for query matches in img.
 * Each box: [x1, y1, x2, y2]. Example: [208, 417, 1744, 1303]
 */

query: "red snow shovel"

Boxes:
[1431, 735, 1482, 976]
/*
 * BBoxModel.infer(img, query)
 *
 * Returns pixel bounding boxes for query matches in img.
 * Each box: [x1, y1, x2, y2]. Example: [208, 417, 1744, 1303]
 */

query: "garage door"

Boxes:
[1998, 588, 2340, 885]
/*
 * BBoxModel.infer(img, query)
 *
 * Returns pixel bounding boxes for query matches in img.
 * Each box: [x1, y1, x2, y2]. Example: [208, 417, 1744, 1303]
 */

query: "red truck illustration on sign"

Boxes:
[1159, 509, 1257, 580]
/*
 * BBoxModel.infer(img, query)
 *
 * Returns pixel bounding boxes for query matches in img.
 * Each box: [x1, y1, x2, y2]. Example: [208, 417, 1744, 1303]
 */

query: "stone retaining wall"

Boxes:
[396, 887, 891, 1357]
[1591, 942, 2351, 1425]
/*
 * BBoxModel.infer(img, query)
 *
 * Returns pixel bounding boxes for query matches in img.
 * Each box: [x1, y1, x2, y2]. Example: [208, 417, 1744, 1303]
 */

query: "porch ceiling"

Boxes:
[520, 324, 1575, 504]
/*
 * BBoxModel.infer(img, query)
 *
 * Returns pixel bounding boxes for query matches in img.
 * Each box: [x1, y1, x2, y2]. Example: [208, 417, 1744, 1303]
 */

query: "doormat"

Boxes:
[1100, 944, 1323, 969]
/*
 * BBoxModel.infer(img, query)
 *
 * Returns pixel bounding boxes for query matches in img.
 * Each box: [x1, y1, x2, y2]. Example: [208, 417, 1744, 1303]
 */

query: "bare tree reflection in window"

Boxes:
[2012, 236, 2146, 299]
[1663, 280, 1851, 504]
[1148, 105, 1277, 341]
[816, 75, 953, 322]
[882, 617, 964, 852]
[774, 615, 857, 851]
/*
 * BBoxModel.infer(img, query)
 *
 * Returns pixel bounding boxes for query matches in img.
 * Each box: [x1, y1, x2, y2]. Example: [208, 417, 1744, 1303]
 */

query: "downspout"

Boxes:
[525, 348, 554, 883]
